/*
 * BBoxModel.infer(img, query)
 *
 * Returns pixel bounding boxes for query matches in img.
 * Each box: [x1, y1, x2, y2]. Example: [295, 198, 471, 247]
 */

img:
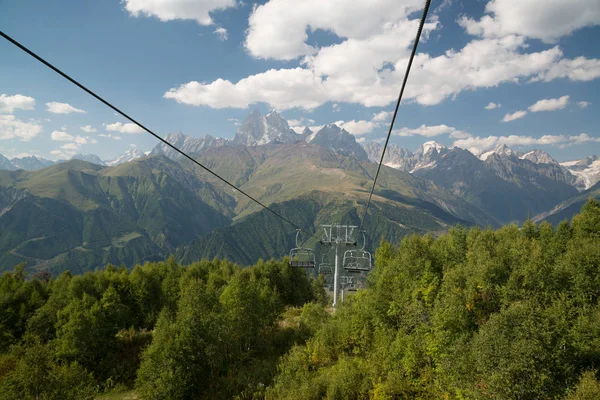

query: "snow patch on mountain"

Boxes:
[561, 155, 600, 191]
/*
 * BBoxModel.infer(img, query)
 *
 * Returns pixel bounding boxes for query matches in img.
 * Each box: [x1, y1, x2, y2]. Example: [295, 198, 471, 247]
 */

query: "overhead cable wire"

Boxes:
[356, 0, 432, 234]
[0, 30, 319, 242]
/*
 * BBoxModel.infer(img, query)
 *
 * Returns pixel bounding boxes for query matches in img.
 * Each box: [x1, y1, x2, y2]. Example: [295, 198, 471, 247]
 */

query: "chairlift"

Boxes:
[342, 232, 372, 272]
[318, 255, 333, 274]
[343, 249, 372, 272]
[289, 230, 315, 268]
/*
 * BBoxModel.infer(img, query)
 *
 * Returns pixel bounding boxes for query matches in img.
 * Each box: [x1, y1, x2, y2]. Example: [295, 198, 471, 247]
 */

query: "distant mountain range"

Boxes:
[0, 109, 597, 274]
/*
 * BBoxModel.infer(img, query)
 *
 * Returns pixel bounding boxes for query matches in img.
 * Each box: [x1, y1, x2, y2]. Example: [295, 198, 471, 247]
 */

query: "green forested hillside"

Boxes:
[266, 199, 600, 399]
[0, 158, 231, 274]
[1, 200, 599, 399]
[536, 180, 600, 225]
[176, 194, 471, 266]
[0, 145, 499, 274]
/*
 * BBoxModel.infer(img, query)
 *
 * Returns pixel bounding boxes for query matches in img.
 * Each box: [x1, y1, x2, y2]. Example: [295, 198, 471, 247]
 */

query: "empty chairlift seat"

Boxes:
[343, 250, 372, 272]
[318, 255, 334, 274]
[289, 247, 316, 268]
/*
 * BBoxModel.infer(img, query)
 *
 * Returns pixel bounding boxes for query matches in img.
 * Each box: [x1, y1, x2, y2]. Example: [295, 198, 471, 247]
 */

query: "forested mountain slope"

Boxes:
[0, 158, 230, 274]
[536, 180, 600, 225]
[1, 201, 599, 399]
[0, 143, 496, 274]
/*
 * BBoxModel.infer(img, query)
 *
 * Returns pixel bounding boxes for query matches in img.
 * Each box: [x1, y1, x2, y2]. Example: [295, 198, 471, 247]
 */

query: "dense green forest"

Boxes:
[1, 200, 600, 399]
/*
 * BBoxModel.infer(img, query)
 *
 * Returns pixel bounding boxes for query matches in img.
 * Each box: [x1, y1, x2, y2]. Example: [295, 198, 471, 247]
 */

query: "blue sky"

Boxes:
[1, 0, 599, 162]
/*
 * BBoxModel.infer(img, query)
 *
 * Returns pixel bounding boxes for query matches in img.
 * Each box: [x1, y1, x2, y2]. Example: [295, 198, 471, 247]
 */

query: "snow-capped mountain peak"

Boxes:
[11, 155, 55, 170]
[106, 148, 147, 166]
[480, 144, 514, 161]
[519, 149, 558, 165]
[560, 155, 600, 191]
[419, 141, 446, 155]
[232, 109, 301, 146]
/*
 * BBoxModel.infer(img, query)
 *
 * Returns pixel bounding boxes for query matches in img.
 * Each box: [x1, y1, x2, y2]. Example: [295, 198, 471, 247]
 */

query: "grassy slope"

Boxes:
[536, 181, 600, 224]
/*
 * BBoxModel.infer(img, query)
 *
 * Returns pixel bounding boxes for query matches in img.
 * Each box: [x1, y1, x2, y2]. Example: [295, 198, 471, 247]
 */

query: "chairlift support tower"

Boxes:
[319, 224, 359, 308]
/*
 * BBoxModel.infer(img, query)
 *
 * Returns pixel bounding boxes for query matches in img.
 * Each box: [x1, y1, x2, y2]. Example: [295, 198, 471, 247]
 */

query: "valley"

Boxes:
[0, 110, 597, 275]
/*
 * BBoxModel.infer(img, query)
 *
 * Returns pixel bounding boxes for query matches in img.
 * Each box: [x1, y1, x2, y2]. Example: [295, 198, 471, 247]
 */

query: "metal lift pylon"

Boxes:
[319, 224, 358, 308]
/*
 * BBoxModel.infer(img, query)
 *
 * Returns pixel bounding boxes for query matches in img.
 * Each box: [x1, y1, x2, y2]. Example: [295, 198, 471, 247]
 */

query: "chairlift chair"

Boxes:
[289, 230, 316, 268]
[318, 255, 333, 274]
[342, 249, 372, 272]
[289, 247, 316, 268]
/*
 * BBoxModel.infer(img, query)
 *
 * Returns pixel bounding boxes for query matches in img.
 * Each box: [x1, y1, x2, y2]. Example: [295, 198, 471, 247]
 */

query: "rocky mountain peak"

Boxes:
[70, 154, 106, 166]
[519, 149, 558, 165]
[417, 141, 446, 156]
[309, 125, 369, 161]
[233, 109, 300, 146]
[480, 144, 514, 161]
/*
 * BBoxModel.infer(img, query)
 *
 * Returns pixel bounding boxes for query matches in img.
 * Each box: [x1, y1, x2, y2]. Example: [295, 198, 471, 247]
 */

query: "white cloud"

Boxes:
[245, 0, 425, 60]
[51, 131, 74, 141]
[502, 110, 527, 122]
[99, 133, 122, 140]
[568, 133, 600, 145]
[50, 149, 74, 159]
[51, 130, 96, 155]
[214, 27, 228, 41]
[0, 115, 42, 141]
[60, 143, 79, 151]
[372, 111, 391, 122]
[46, 102, 86, 114]
[164, 0, 600, 111]
[453, 133, 598, 155]
[122, 0, 236, 26]
[458, 0, 600, 43]
[80, 125, 97, 133]
[578, 101, 590, 108]
[528, 95, 570, 112]
[356, 137, 367, 144]
[0, 94, 36, 113]
[394, 124, 471, 139]
[334, 120, 376, 135]
[105, 122, 144, 134]
[484, 102, 501, 110]
[228, 117, 242, 126]
[332, 103, 340, 112]
[288, 118, 319, 133]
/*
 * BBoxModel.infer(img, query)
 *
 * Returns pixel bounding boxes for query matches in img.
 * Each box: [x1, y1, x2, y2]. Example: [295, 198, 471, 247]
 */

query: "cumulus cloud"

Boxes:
[51, 130, 96, 147]
[0, 115, 42, 141]
[50, 149, 73, 159]
[453, 133, 599, 155]
[163, 0, 600, 111]
[394, 124, 471, 139]
[288, 118, 319, 133]
[98, 133, 122, 140]
[568, 133, 600, 145]
[372, 111, 392, 122]
[484, 102, 501, 110]
[528, 95, 570, 112]
[332, 103, 340, 112]
[214, 27, 228, 41]
[0, 94, 36, 114]
[165, 33, 599, 110]
[105, 122, 144, 134]
[502, 110, 527, 122]
[334, 120, 376, 135]
[458, 0, 600, 43]
[245, 0, 425, 60]
[46, 102, 86, 114]
[578, 101, 590, 108]
[51, 131, 74, 141]
[80, 125, 97, 133]
[122, 0, 236, 25]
